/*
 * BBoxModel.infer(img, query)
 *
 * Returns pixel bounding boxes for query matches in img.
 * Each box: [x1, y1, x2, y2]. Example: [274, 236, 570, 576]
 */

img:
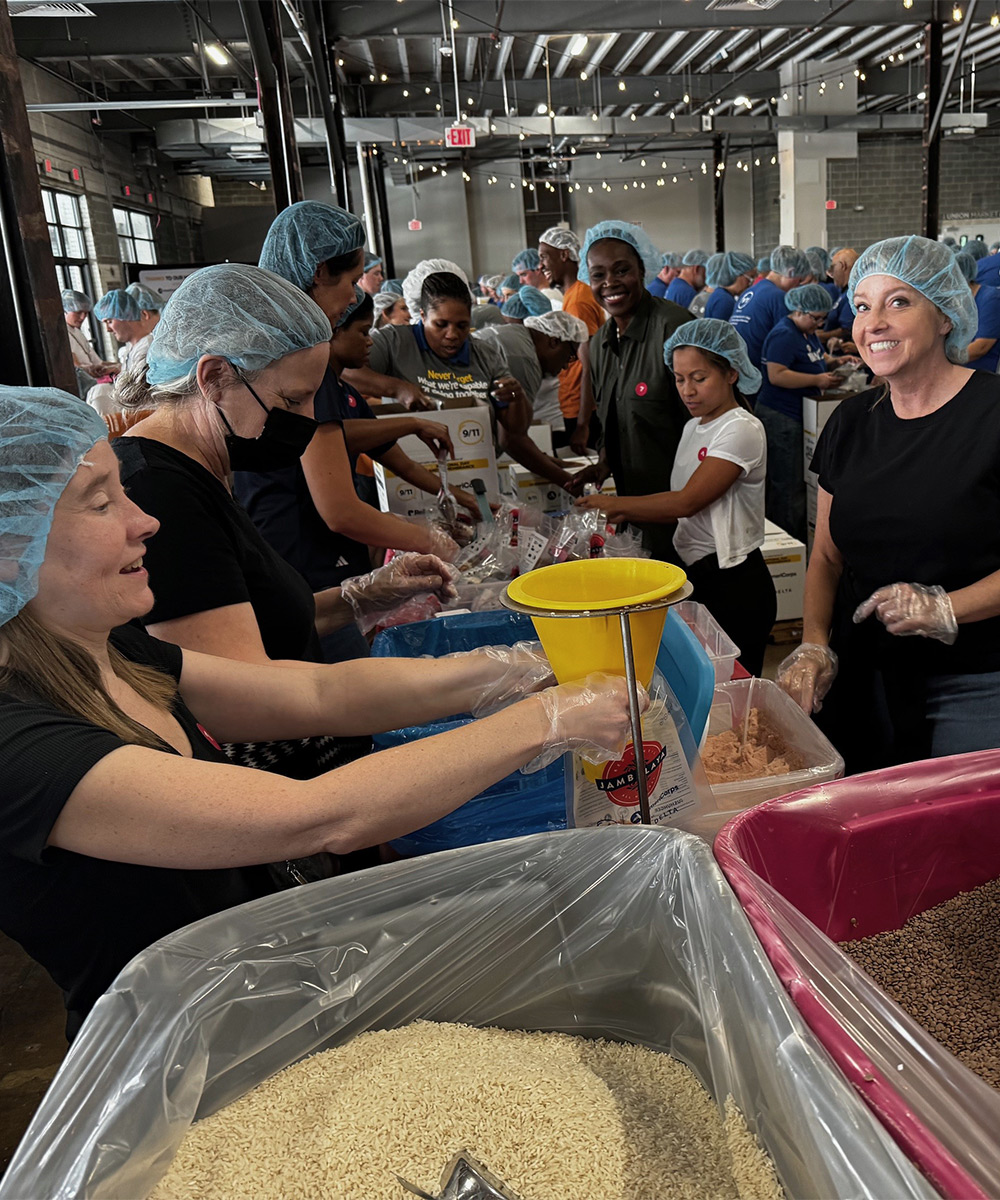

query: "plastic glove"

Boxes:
[853, 582, 958, 644]
[425, 524, 461, 561]
[465, 641, 556, 717]
[523, 673, 646, 774]
[341, 553, 458, 634]
[776, 643, 839, 714]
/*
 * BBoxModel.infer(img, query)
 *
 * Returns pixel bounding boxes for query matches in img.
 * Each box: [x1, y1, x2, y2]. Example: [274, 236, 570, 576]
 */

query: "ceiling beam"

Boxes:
[464, 36, 476, 82]
[581, 33, 618, 80]
[671, 30, 723, 75]
[613, 33, 654, 76]
[729, 27, 787, 73]
[640, 31, 686, 76]
[396, 37, 409, 82]
[523, 34, 547, 81]
[493, 34, 513, 80]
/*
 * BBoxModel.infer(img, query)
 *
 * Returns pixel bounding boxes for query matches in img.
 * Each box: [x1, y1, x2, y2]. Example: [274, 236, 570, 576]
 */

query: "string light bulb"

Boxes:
[992, 8, 1000, 23]
[952, 4, 963, 18]
[618, 79, 627, 91]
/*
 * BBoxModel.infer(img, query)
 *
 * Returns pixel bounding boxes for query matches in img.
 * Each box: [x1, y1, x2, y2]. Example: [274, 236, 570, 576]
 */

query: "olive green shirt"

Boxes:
[590, 291, 694, 560]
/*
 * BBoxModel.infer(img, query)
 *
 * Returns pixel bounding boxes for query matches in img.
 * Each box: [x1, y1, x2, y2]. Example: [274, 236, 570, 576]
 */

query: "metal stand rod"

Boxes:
[619, 611, 651, 824]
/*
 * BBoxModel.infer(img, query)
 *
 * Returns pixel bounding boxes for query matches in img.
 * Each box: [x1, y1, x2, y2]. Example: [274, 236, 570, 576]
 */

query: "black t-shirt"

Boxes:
[232, 368, 392, 591]
[812, 370, 1000, 673]
[0, 623, 275, 1039]
[115, 437, 322, 662]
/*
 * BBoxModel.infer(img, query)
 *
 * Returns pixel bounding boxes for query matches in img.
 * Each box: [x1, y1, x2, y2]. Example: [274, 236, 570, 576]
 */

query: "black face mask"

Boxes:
[220, 372, 317, 472]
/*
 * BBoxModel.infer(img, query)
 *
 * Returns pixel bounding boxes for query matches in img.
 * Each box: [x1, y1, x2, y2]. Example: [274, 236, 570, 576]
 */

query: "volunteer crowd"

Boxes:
[2, 191, 999, 1036]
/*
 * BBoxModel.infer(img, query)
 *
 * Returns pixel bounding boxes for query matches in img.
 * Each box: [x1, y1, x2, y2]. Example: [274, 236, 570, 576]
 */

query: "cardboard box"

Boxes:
[373, 405, 499, 519]
[763, 518, 805, 622]
[802, 394, 847, 547]
[506, 458, 616, 513]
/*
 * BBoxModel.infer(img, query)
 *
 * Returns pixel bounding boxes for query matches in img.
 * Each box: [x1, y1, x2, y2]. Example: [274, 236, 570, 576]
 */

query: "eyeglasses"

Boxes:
[806, 312, 828, 322]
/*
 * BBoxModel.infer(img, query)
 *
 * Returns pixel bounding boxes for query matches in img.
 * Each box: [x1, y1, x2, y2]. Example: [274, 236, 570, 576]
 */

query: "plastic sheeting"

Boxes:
[1, 829, 936, 1200]
[715, 750, 1000, 1199]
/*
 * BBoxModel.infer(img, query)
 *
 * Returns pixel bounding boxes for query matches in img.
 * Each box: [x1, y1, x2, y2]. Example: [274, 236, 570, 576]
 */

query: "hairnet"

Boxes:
[513, 286, 551, 316]
[682, 248, 710, 267]
[94, 290, 142, 322]
[770, 246, 812, 279]
[661, 252, 684, 269]
[757, 255, 770, 273]
[501, 273, 519, 292]
[484, 274, 504, 292]
[539, 226, 581, 262]
[363, 252, 383, 271]
[524, 311, 589, 343]
[707, 251, 755, 289]
[402, 259, 471, 322]
[61, 289, 91, 313]
[512, 247, 540, 272]
[991, 242, 1000, 254]
[145, 263, 332, 386]
[380, 278, 404, 296]
[848, 234, 979, 363]
[663, 318, 762, 395]
[579, 220, 661, 286]
[954, 252, 978, 284]
[500, 294, 530, 319]
[805, 246, 832, 276]
[125, 282, 165, 312]
[964, 239, 990, 261]
[372, 291, 399, 321]
[0, 385, 109, 626]
[941, 236, 958, 249]
[258, 200, 365, 293]
[785, 283, 835, 313]
[335, 285, 367, 328]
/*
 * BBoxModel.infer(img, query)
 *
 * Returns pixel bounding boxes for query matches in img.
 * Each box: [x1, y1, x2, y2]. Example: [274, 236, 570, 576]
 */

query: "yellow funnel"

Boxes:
[506, 558, 686, 688]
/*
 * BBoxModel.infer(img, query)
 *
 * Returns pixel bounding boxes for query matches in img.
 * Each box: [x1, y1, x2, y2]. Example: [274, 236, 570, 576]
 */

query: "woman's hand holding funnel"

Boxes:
[522, 674, 647, 773]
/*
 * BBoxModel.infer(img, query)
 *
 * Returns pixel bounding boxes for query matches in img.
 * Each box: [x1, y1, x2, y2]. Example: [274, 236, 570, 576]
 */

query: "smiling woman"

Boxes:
[777, 235, 1000, 773]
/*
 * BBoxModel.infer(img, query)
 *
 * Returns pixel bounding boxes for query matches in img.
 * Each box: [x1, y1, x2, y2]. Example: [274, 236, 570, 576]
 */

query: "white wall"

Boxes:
[466, 161, 527, 279]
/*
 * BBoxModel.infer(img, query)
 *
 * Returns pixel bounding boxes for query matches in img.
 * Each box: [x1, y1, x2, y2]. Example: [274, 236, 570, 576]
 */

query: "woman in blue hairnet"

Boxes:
[577, 319, 775, 674]
[778, 235, 1000, 772]
[0, 384, 633, 1039]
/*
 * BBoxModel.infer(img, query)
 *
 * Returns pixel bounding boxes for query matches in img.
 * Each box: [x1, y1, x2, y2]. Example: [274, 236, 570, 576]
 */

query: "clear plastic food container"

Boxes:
[673, 599, 740, 685]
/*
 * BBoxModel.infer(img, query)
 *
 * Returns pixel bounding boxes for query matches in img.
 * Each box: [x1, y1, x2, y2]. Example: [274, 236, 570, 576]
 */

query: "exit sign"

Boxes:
[445, 124, 476, 149]
[825, 199, 837, 210]
[408, 219, 422, 231]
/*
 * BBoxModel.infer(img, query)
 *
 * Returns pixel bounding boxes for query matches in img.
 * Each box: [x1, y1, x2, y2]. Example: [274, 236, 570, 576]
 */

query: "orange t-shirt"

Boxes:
[558, 278, 606, 420]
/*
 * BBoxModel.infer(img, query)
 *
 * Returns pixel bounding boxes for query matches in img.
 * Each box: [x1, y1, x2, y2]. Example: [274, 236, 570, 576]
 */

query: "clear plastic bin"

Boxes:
[1, 829, 934, 1200]
[705, 677, 844, 813]
[674, 599, 740, 684]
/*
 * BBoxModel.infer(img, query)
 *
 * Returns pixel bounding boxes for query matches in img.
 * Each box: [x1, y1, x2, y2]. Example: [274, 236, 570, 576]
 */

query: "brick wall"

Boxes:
[752, 159, 781, 251]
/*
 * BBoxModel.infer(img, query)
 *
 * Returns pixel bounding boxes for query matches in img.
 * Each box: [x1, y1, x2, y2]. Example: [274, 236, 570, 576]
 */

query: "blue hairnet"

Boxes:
[991, 242, 1000, 254]
[964, 239, 989, 261]
[363, 252, 383, 271]
[258, 200, 365, 293]
[145, 263, 332, 386]
[757, 255, 770, 273]
[61, 288, 91, 313]
[805, 246, 831, 276]
[770, 246, 812, 279]
[125, 282, 165, 312]
[579, 220, 662, 286]
[0, 385, 109, 626]
[94, 290, 142, 322]
[501, 294, 529, 320]
[502, 286, 551, 320]
[661, 252, 683, 269]
[380, 278, 404, 296]
[682, 248, 710, 267]
[501, 273, 520, 291]
[663, 318, 762, 395]
[335, 285, 367, 328]
[848, 235, 979, 364]
[707, 251, 755, 288]
[954, 252, 978, 284]
[512, 247, 540, 272]
[785, 283, 835, 313]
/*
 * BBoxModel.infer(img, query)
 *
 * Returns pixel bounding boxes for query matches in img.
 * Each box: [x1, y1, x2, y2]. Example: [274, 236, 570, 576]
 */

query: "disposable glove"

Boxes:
[464, 641, 556, 717]
[523, 673, 647, 773]
[776, 643, 839, 714]
[853, 582, 958, 645]
[340, 553, 457, 634]
[425, 523, 461, 561]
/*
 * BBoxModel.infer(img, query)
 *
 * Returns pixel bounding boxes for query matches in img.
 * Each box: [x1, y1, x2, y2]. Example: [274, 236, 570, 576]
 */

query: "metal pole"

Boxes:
[713, 133, 728, 252]
[929, 0, 978, 143]
[301, 0, 350, 208]
[619, 612, 651, 824]
[356, 142, 378, 253]
[370, 151, 396, 277]
[921, 18, 944, 239]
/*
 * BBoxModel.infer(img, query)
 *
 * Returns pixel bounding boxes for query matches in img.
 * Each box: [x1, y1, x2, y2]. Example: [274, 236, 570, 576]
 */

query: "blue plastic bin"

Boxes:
[656, 608, 715, 743]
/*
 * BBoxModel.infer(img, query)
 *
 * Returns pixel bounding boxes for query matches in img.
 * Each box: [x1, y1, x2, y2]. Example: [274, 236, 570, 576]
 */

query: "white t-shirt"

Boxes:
[67, 324, 102, 368]
[670, 407, 766, 569]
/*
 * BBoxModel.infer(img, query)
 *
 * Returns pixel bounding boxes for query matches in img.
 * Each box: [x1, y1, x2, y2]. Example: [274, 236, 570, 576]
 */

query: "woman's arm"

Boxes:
[947, 570, 1000, 624]
[965, 336, 997, 363]
[340, 366, 432, 410]
[802, 487, 843, 645]
[768, 362, 840, 391]
[343, 416, 454, 458]
[576, 457, 741, 523]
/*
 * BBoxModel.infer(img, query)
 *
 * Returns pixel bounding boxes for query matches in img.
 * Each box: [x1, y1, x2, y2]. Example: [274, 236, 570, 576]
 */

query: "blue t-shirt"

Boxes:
[821, 281, 840, 303]
[704, 288, 736, 321]
[825, 290, 854, 341]
[647, 277, 668, 298]
[729, 277, 788, 372]
[665, 277, 697, 308]
[976, 252, 1000, 289]
[757, 316, 827, 420]
[972, 284, 1000, 374]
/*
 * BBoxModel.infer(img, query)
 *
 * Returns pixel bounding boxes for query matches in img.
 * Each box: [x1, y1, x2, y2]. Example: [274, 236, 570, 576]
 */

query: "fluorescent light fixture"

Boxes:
[205, 43, 229, 66]
[569, 35, 589, 55]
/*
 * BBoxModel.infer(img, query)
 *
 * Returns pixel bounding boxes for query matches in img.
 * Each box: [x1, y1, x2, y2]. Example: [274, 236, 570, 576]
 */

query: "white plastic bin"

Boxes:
[674, 599, 740, 685]
[2, 829, 931, 1200]
[706, 677, 844, 811]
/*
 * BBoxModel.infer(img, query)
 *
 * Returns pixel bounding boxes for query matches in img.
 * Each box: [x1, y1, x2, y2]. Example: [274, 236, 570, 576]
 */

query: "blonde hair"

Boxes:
[0, 609, 177, 750]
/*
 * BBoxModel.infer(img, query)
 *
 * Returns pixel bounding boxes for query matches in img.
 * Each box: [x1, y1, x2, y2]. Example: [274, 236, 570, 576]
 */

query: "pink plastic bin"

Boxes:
[715, 750, 1000, 1200]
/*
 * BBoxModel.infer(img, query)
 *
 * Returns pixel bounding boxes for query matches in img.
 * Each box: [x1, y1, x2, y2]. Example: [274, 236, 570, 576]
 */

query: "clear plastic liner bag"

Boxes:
[0, 828, 937, 1200]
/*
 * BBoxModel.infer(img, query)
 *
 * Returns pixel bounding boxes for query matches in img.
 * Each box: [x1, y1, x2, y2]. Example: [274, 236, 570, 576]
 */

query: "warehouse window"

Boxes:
[114, 206, 156, 265]
[42, 187, 104, 350]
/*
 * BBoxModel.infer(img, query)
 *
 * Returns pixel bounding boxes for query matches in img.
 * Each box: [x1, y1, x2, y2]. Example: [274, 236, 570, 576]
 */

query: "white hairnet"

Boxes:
[61, 289, 91, 313]
[579, 220, 662, 285]
[770, 246, 812, 279]
[524, 311, 589, 343]
[848, 235, 979, 364]
[258, 200, 365, 293]
[539, 226, 581, 262]
[0, 385, 109, 626]
[663, 318, 762, 395]
[402, 259, 471, 324]
[145, 264, 332, 386]
[373, 291, 400, 320]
